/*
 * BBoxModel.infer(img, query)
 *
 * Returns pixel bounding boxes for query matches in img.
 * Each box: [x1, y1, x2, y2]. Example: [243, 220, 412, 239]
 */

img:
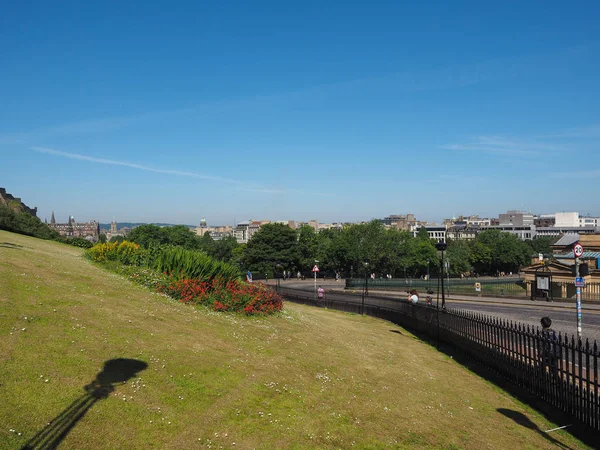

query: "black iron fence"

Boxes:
[276, 286, 600, 432]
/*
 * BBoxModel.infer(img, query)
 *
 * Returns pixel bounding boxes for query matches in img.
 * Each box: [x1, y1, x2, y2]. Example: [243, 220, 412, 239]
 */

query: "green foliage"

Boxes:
[85, 240, 240, 283]
[109, 235, 125, 243]
[446, 239, 472, 276]
[98, 233, 107, 243]
[469, 230, 530, 274]
[208, 235, 239, 263]
[150, 245, 240, 281]
[127, 224, 172, 247]
[59, 237, 94, 248]
[243, 223, 298, 275]
[526, 236, 554, 256]
[0, 204, 59, 240]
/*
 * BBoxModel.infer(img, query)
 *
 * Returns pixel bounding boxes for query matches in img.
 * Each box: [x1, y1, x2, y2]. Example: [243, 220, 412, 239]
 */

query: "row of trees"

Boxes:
[127, 222, 553, 279]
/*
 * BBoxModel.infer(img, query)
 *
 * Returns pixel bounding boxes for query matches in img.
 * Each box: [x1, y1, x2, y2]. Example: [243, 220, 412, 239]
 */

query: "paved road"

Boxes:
[274, 280, 600, 343]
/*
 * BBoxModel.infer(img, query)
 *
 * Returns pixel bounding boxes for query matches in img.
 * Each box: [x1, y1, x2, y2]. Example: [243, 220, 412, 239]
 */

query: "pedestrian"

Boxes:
[317, 285, 325, 305]
[246, 270, 253, 283]
[426, 290, 434, 306]
[408, 289, 419, 305]
[538, 316, 560, 382]
[297, 271, 301, 280]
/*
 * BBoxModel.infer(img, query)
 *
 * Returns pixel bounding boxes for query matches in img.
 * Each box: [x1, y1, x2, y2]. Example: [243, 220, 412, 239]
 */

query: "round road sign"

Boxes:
[574, 243, 584, 258]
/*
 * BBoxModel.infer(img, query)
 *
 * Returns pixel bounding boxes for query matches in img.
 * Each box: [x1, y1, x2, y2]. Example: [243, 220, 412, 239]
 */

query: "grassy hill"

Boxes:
[0, 230, 590, 449]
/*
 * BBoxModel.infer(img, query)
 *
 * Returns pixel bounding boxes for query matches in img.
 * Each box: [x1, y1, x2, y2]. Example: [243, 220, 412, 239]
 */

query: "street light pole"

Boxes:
[361, 261, 369, 314]
[435, 241, 448, 310]
[576, 257, 582, 341]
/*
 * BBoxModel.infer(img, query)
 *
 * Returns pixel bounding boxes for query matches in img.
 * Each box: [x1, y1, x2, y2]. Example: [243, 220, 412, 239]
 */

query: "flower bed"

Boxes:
[156, 276, 283, 315]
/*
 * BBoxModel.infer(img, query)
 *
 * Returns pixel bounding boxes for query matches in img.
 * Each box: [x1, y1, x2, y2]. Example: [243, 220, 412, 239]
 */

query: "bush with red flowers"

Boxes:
[156, 275, 283, 315]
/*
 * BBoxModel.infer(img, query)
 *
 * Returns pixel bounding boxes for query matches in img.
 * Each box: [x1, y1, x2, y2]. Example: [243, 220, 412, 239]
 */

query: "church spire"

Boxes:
[50, 211, 56, 225]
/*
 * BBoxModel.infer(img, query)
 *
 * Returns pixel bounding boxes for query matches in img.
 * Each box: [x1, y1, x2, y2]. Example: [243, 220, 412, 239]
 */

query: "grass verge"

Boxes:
[0, 230, 591, 449]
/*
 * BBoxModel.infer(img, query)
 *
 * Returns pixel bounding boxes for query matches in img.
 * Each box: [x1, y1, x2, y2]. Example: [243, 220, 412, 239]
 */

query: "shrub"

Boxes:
[156, 276, 283, 315]
[59, 237, 94, 248]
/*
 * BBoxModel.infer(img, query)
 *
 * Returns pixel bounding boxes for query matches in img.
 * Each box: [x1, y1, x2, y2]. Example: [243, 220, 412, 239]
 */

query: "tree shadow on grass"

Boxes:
[22, 358, 148, 450]
[497, 408, 573, 449]
[389, 330, 403, 335]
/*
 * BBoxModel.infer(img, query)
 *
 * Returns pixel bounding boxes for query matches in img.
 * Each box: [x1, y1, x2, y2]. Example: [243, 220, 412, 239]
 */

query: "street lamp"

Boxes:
[361, 260, 369, 314]
[313, 259, 319, 302]
[434, 240, 447, 349]
[435, 241, 448, 310]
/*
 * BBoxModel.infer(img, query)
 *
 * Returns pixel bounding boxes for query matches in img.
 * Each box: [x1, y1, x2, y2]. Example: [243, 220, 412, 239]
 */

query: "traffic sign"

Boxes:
[575, 277, 585, 287]
[312, 265, 320, 272]
[574, 243, 584, 258]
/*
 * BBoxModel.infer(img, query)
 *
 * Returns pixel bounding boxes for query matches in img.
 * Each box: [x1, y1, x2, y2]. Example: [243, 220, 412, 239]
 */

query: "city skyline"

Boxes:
[1, 2, 599, 224]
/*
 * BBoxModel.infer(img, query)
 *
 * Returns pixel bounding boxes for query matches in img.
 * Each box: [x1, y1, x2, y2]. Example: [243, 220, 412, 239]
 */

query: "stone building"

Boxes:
[49, 212, 100, 241]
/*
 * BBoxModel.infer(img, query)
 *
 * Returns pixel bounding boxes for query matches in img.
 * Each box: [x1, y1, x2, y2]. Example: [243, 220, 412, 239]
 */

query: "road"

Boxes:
[274, 280, 600, 344]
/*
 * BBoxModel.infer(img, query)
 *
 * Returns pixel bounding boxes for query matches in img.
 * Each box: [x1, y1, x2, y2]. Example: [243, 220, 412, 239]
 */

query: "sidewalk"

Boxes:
[334, 287, 600, 311]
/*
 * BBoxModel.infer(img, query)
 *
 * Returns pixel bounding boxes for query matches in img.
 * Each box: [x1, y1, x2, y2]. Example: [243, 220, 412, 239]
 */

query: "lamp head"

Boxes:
[435, 241, 448, 251]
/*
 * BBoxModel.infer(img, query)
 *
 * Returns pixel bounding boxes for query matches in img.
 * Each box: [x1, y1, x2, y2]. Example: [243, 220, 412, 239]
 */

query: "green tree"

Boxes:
[296, 225, 318, 273]
[526, 236, 554, 256]
[163, 225, 201, 249]
[109, 235, 125, 243]
[98, 233, 107, 243]
[243, 223, 297, 275]
[446, 239, 472, 276]
[209, 235, 239, 263]
[128, 224, 169, 247]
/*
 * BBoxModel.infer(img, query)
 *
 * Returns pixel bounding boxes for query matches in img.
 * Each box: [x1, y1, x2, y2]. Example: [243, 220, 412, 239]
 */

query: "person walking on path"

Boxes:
[317, 285, 325, 306]
[538, 316, 560, 383]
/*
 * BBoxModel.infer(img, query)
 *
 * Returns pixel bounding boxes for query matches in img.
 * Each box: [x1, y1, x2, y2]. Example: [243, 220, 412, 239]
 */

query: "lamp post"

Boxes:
[313, 259, 319, 302]
[435, 241, 448, 310]
[435, 240, 448, 348]
[361, 261, 369, 314]
[426, 259, 430, 281]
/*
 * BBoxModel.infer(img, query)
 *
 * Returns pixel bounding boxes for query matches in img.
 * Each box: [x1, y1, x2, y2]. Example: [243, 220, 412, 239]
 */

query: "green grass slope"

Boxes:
[0, 230, 589, 449]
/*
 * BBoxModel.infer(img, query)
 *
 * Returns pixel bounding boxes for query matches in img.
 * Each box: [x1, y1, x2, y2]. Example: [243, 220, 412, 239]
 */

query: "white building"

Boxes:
[579, 215, 600, 228]
[413, 225, 447, 242]
[555, 212, 580, 228]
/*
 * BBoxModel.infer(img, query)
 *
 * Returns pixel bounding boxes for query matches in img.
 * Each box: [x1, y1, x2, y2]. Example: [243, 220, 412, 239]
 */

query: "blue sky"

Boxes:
[1, 1, 599, 225]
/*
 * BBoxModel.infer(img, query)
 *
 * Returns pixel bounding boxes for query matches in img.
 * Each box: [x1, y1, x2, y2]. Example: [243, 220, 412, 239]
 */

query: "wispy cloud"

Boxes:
[31, 146, 334, 196]
[551, 170, 600, 179]
[440, 135, 566, 157]
[31, 146, 242, 184]
[539, 123, 600, 139]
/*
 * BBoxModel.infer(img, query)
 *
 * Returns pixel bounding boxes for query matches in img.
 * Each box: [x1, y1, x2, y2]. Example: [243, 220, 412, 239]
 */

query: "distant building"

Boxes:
[234, 221, 251, 244]
[49, 212, 100, 241]
[105, 219, 129, 241]
[194, 218, 233, 241]
[555, 212, 580, 228]
[444, 215, 491, 227]
[380, 214, 418, 231]
[499, 210, 534, 227]
[483, 225, 536, 240]
[446, 224, 480, 240]
[413, 225, 447, 242]
[534, 214, 555, 228]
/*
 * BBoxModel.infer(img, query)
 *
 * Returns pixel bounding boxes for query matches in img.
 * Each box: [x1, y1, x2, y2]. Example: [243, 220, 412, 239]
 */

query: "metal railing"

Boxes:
[276, 286, 600, 432]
